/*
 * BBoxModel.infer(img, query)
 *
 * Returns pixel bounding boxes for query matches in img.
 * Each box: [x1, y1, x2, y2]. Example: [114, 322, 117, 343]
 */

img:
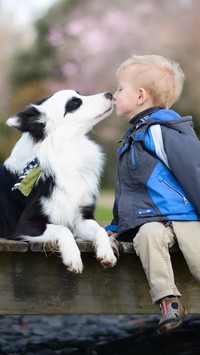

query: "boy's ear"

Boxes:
[137, 88, 147, 105]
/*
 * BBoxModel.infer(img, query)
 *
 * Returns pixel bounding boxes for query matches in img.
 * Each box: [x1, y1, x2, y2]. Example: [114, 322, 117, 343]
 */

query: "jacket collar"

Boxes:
[119, 107, 162, 145]
[129, 107, 162, 127]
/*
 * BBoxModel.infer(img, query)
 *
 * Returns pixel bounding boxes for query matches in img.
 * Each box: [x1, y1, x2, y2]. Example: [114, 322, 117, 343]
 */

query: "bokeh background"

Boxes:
[0, 0, 200, 190]
[1, 2, 200, 353]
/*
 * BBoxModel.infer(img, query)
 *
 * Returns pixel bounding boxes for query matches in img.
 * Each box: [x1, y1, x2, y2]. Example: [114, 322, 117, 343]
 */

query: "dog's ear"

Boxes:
[6, 105, 40, 129]
[6, 105, 46, 142]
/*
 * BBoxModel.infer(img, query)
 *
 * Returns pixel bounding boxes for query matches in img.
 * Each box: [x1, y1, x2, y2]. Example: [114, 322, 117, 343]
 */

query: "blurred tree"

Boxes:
[10, 0, 82, 91]
[9, 0, 200, 115]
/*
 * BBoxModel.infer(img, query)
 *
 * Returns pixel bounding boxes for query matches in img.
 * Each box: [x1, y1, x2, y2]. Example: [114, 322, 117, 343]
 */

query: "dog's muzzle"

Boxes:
[104, 92, 113, 100]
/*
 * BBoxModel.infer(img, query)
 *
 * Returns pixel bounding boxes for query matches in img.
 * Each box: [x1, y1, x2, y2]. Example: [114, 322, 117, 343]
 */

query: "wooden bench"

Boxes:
[0, 238, 199, 314]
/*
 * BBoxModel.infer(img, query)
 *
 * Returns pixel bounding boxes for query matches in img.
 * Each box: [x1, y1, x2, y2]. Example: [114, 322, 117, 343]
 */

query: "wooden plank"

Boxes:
[29, 240, 94, 253]
[0, 239, 180, 254]
[0, 238, 28, 252]
[0, 244, 199, 315]
[29, 240, 135, 254]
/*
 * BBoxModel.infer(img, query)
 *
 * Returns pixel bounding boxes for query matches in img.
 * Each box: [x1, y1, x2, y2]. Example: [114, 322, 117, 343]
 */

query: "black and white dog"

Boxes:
[0, 90, 117, 273]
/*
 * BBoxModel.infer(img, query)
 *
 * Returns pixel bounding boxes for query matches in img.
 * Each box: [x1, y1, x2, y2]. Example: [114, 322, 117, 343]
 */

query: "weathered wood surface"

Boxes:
[0, 239, 199, 315]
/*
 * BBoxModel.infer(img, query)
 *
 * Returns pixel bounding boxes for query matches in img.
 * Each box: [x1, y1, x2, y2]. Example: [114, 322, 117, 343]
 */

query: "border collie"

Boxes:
[0, 90, 117, 273]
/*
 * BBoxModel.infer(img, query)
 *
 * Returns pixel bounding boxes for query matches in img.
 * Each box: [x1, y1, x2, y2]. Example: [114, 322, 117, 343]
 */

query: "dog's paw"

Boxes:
[63, 255, 84, 273]
[109, 236, 120, 258]
[96, 247, 117, 269]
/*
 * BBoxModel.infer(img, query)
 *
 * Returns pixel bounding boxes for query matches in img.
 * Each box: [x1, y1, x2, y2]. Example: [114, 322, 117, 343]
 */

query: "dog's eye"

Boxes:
[64, 97, 82, 116]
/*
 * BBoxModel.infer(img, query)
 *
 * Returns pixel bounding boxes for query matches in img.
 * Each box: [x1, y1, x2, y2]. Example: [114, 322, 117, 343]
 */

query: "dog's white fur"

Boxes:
[2, 90, 117, 272]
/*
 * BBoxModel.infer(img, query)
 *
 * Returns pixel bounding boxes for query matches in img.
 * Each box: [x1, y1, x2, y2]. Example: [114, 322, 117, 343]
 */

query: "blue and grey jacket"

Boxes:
[106, 107, 200, 235]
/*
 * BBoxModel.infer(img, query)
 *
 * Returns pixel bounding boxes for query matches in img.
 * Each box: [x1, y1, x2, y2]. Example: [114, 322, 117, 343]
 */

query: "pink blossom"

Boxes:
[46, 26, 63, 46]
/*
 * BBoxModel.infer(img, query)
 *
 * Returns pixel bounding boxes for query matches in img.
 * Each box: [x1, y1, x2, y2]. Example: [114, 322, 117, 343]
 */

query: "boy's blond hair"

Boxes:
[117, 54, 185, 108]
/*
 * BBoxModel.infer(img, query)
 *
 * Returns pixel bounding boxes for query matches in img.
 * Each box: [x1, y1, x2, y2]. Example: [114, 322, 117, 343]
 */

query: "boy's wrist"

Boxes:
[104, 224, 118, 232]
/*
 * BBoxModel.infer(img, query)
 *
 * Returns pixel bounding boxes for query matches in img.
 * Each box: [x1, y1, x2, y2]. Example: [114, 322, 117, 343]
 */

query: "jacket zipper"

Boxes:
[162, 179, 189, 205]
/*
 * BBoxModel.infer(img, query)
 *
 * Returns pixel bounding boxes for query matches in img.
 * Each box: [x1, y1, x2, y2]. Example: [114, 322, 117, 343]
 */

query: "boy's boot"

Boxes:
[157, 296, 186, 334]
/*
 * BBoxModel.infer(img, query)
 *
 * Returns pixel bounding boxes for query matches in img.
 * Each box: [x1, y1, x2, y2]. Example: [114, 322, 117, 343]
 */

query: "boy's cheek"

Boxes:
[115, 107, 123, 117]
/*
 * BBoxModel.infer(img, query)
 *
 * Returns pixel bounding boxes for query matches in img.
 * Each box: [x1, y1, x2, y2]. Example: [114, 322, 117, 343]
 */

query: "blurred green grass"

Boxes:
[94, 206, 113, 222]
[95, 189, 114, 223]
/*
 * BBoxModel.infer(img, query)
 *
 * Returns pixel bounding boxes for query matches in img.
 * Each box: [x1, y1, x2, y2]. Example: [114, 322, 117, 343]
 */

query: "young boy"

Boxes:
[106, 54, 200, 334]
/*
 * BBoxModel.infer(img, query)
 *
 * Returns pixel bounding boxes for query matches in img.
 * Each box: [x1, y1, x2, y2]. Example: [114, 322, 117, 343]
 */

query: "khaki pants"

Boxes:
[133, 221, 200, 304]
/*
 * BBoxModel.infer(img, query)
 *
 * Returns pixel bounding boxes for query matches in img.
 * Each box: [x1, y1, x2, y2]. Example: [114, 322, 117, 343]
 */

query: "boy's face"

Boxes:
[113, 68, 150, 119]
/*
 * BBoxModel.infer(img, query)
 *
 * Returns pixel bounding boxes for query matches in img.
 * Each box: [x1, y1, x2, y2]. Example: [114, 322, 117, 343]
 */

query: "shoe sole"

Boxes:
[157, 309, 187, 335]
[157, 319, 182, 334]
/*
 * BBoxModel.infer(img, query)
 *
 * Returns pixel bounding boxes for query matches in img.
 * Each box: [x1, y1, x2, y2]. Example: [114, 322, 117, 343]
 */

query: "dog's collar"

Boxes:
[12, 158, 41, 196]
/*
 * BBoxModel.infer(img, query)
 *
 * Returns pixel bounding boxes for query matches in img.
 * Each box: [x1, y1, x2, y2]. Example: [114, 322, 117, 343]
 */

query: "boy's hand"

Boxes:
[107, 231, 119, 239]
[106, 231, 120, 257]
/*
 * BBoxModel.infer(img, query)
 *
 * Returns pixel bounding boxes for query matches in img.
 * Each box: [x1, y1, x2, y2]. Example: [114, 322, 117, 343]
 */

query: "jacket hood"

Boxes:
[148, 108, 193, 125]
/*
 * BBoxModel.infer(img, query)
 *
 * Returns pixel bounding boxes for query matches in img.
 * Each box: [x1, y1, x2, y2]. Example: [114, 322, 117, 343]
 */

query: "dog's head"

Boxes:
[6, 90, 113, 142]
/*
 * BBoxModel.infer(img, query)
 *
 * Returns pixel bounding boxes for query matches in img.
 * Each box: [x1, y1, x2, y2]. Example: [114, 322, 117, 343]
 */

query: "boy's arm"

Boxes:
[149, 125, 170, 168]
[105, 199, 119, 236]
[161, 122, 200, 214]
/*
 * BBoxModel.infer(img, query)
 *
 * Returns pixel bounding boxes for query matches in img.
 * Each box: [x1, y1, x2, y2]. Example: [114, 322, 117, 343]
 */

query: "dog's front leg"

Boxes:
[23, 224, 83, 273]
[52, 225, 84, 273]
[74, 219, 117, 268]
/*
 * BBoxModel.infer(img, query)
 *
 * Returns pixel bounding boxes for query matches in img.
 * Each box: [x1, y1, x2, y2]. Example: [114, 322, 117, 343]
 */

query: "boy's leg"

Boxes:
[172, 221, 200, 283]
[133, 221, 181, 303]
[133, 222, 186, 334]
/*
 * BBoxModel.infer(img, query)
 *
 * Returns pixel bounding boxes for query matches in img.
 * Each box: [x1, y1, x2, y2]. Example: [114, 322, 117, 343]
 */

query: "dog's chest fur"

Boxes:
[38, 136, 104, 226]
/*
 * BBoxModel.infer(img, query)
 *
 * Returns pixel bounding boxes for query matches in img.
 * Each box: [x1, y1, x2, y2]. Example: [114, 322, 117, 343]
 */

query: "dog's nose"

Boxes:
[104, 92, 113, 100]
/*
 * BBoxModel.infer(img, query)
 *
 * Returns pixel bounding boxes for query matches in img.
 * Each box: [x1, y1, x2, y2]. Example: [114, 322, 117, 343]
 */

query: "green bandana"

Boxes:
[12, 158, 41, 196]
[18, 166, 41, 196]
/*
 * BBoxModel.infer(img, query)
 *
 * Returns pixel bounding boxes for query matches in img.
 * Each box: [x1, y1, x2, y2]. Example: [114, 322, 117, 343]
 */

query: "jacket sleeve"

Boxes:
[161, 120, 200, 214]
[104, 199, 119, 232]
